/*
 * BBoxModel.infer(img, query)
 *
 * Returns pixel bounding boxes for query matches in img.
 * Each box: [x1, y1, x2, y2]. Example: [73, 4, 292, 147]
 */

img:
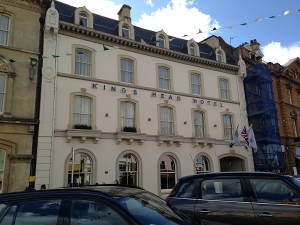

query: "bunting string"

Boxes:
[182, 9, 300, 37]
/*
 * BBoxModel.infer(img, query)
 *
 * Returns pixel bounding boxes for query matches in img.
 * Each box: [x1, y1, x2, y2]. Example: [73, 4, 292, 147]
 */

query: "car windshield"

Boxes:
[117, 192, 186, 225]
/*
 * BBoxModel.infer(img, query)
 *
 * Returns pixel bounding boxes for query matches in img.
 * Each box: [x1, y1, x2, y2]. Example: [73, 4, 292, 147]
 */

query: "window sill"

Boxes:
[192, 137, 216, 148]
[66, 129, 101, 143]
[157, 135, 184, 146]
[115, 132, 146, 145]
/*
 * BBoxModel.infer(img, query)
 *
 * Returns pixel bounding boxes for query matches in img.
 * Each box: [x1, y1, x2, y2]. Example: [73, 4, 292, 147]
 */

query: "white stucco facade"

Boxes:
[36, 2, 253, 196]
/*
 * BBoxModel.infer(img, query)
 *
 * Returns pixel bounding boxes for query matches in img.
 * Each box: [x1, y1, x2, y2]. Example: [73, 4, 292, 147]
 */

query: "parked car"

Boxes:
[0, 184, 189, 225]
[166, 172, 300, 225]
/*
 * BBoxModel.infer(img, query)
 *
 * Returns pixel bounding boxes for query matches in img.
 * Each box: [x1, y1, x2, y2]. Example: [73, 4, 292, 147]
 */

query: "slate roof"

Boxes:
[55, 1, 236, 66]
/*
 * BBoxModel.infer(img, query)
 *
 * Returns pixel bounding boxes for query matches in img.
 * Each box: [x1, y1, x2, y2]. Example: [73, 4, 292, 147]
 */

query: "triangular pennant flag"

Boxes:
[284, 10, 292, 15]
[197, 29, 203, 34]
[52, 55, 60, 58]
[212, 27, 217, 31]
[103, 45, 109, 51]
[9, 59, 15, 63]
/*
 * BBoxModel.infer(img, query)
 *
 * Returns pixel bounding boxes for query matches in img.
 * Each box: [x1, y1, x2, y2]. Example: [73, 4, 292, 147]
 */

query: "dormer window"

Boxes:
[187, 39, 199, 56]
[157, 35, 165, 48]
[74, 7, 93, 29]
[155, 30, 170, 49]
[217, 50, 223, 62]
[190, 44, 196, 56]
[79, 13, 88, 27]
[122, 24, 130, 38]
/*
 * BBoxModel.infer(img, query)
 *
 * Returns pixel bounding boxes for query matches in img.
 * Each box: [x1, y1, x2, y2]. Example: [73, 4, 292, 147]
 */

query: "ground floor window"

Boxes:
[195, 154, 210, 173]
[0, 149, 5, 193]
[160, 155, 177, 190]
[68, 152, 92, 186]
[118, 153, 138, 186]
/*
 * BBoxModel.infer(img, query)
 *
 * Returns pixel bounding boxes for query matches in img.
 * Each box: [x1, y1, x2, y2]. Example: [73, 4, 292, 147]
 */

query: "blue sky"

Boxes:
[57, 0, 300, 65]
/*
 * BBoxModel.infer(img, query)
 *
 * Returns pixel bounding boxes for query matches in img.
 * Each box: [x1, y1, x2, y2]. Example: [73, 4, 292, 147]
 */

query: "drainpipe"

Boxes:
[29, 0, 51, 188]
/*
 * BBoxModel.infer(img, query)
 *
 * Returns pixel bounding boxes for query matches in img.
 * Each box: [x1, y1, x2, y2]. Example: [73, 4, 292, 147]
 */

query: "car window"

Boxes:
[250, 178, 300, 204]
[70, 200, 129, 225]
[175, 181, 196, 198]
[118, 192, 185, 225]
[0, 200, 61, 225]
[201, 179, 244, 201]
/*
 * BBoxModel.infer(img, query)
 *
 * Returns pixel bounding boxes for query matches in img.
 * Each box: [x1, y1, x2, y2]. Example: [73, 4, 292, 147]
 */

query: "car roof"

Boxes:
[179, 171, 288, 182]
[0, 185, 146, 200]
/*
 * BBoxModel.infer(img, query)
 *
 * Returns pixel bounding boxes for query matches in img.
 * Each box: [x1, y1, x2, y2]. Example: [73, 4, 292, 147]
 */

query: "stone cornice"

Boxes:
[59, 22, 239, 73]
[0, 0, 42, 13]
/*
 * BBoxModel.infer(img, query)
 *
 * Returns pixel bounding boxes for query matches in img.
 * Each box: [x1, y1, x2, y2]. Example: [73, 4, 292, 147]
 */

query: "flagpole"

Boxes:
[71, 147, 75, 187]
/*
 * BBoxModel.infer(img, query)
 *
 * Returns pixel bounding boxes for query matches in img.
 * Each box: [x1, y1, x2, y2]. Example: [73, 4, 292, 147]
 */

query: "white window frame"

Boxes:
[157, 35, 165, 48]
[75, 49, 92, 77]
[158, 66, 170, 90]
[0, 74, 6, 114]
[190, 44, 196, 56]
[122, 24, 130, 38]
[219, 78, 229, 100]
[0, 14, 9, 46]
[67, 152, 92, 186]
[120, 58, 134, 83]
[194, 111, 205, 138]
[73, 95, 92, 128]
[160, 106, 173, 135]
[120, 101, 135, 130]
[118, 153, 139, 186]
[79, 12, 88, 27]
[223, 114, 233, 140]
[160, 155, 177, 190]
[191, 73, 201, 95]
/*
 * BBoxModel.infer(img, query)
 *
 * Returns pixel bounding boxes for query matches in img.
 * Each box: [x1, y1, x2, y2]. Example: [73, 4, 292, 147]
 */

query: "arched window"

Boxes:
[122, 24, 130, 38]
[0, 74, 6, 113]
[223, 114, 233, 140]
[68, 152, 92, 186]
[217, 50, 223, 62]
[157, 35, 165, 48]
[120, 101, 136, 132]
[75, 49, 92, 76]
[160, 155, 177, 190]
[0, 149, 6, 193]
[189, 44, 196, 56]
[118, 153, 138, 186]
[0, 14, 10, 46]
[79, 12, 88, 27]
[195, 155, 210, 173]
[73, 95, 92, 129]
[194, 111, 205, 138]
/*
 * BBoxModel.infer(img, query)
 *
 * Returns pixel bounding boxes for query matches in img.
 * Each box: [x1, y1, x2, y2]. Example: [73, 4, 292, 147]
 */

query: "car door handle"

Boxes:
[198, 209, 210, 214]
[258, 213, 273, 217]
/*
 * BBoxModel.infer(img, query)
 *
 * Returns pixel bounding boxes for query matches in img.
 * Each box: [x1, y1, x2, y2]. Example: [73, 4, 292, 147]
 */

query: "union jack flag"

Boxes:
[241, 126, 249, 148]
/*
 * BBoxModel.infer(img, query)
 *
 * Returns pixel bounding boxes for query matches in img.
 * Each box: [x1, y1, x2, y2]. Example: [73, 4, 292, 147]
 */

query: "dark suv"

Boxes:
[0, 185, 188, 225]
[166, 172, 300, 225]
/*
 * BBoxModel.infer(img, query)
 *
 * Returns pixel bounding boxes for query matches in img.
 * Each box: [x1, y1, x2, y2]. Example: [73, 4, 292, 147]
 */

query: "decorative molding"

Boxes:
[0, 0, 42, 13]
[59, 22, 239, 73]
[157, 135, 183, 146]
[8, 154, 33, 161]
[192, 137, 216, 148]
[115, 132, 145, 145]
[65, 129, 101, 143]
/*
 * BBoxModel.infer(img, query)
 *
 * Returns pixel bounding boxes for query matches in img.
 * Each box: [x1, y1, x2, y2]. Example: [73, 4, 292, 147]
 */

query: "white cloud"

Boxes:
[146, 0, 154, 7]
[134, 0, 219, 41]
[56, 0, 121, 19]
[262, 42, 300, 65]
